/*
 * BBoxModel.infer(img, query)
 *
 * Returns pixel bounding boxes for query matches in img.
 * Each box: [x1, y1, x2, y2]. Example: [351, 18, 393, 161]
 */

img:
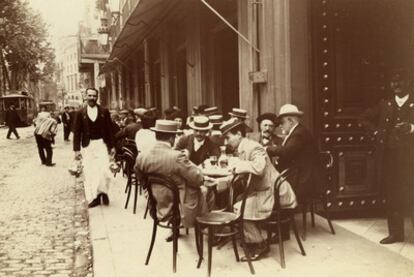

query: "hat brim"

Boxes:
[188, 121, 213, 131]
[277, 111, 304, 120]
[150, 127, 179, 134]
[229, 112, 249, 119]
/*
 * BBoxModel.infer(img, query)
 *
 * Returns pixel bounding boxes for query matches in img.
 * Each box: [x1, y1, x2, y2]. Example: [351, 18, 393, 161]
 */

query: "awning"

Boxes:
[109, 0, 178, 61]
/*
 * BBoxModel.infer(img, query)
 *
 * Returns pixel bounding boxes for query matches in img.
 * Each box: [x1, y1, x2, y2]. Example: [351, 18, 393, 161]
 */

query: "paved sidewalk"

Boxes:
[86, 170, 414, 277]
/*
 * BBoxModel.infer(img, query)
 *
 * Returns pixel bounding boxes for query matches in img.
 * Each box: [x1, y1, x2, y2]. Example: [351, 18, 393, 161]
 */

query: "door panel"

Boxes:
[311, 0, 414, 212]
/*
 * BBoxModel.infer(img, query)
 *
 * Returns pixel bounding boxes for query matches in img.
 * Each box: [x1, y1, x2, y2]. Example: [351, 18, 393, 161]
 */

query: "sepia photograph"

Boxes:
[0, 0, 413, 276]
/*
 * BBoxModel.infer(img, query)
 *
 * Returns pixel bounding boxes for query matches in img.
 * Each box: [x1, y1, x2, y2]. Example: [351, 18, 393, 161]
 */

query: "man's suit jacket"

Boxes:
[220, 138, 296, 221]
[61, 112, 71, 126]
[266, 124, 323, 202]
[135, 141, 207, 227]
[175, 134, 220, 165]
[73, 105, 114, 152]
[360, 96, 414, 209]
[115, 122, 141, 141]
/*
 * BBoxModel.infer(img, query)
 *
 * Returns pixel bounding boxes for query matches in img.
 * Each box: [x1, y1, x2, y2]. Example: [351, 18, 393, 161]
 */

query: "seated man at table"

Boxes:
[266, 104, 323, 205]
[217, 118, 297, 261]
[135, 120, 209, 231]
[175, 115, 220, 166]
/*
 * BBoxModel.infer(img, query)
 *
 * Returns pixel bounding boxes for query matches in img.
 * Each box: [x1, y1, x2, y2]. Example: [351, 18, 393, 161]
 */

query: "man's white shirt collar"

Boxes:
[193, 137, 205, 152]
[87, 105, 98, 122]
[395, 94, 409, 107]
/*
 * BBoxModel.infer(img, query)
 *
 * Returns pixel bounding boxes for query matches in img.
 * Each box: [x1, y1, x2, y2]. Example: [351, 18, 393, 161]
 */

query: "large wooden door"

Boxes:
[311, 0, 414, 213]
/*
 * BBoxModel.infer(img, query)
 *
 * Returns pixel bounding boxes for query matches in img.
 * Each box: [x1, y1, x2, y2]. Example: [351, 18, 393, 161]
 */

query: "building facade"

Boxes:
[99, 0, 414, 214]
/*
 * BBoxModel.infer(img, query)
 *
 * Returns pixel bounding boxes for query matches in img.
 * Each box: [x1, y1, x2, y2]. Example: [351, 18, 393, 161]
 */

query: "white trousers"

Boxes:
[82, 139, 112, 201]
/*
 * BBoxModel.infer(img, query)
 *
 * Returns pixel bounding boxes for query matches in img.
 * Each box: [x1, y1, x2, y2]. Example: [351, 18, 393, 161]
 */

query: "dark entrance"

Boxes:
[311, 0, 414, 213]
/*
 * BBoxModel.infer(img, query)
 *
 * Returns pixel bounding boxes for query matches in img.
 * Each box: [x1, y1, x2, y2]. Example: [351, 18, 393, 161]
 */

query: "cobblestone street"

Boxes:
[0, 127, 92, 277]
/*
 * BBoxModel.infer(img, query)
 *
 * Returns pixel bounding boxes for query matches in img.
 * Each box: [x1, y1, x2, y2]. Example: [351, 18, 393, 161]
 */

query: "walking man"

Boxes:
[34, 116, 58, 166]
[73, 88, 115, 208]
[361, 68, 414, 244]
[5, 105, 20, 139]
[61, 106, 72, 141]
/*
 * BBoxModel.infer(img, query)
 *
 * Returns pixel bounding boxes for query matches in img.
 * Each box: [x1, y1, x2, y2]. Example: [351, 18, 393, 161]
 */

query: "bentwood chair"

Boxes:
[301, 151, 335, 240]
[261, 169, 306, 268]
[144, 173, 199, 273]
[195, 173, 255, 277]
[122, 148, 140, 214]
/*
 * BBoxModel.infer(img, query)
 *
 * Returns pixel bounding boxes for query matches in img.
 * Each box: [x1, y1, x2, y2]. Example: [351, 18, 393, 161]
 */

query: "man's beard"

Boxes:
[88, 100, 97, 107]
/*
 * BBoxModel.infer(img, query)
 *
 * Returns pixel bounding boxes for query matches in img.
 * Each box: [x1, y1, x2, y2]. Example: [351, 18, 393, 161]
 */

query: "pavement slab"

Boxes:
[0, 127, 92, 276]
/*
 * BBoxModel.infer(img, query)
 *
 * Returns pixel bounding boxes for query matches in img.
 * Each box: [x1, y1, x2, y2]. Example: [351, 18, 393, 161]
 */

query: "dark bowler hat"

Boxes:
[150, 120, 180, 134]
[204, 106, 219, 116]
[188, 116, 213, 131]
[229, 108, 249, 120]
[256, 113, 277, 124]
[220, 117, 246, 135]
[209, 114, 223, 126]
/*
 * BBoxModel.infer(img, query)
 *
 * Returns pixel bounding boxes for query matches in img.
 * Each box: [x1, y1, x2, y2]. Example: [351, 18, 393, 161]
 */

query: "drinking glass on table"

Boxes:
[209, 155, 218, 167]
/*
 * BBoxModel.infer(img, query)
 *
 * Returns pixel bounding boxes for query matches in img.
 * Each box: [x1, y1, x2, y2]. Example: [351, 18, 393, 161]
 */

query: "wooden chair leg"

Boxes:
[277, 214, 286, 268]
[124, 178, 131, 209]
[207, 227, 213, 277]
[290, 214, 306, 256]
[143, 199, 149, 219]
[196, 224, 204, 268]
[145, 221, 157, 265]
[302, 204, 307, 241]
[322, 198, 336, 235]
[173, 226, 178, 273]
[133, 181, 138, 214]
[230, 225, 239, 262]
[239, 222, 255, 274]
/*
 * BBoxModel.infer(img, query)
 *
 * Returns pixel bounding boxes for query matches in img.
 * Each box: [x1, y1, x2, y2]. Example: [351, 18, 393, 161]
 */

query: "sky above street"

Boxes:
[28, 0, 86, 46]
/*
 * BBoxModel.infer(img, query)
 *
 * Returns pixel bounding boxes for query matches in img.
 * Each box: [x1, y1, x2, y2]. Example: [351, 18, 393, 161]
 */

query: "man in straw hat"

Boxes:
[266, 104, 323, 206]
[175, 115, 219, 166]
[209, 114, 225, 147]
[135, 120, 209, 230]
[216, 117, 297, 261]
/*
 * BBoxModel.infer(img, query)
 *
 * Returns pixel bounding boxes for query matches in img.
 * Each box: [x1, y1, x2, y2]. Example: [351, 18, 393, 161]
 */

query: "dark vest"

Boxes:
[88, 117, 104, 140]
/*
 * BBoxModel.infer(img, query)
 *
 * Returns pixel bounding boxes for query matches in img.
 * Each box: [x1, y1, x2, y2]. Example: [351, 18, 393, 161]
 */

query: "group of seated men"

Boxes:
[111, 103, 322, 261]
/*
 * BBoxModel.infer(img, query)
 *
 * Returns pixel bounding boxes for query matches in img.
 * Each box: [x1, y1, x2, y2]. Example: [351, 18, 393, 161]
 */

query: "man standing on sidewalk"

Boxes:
[73, 88, 115, 208]
[5, 105, 20, 139]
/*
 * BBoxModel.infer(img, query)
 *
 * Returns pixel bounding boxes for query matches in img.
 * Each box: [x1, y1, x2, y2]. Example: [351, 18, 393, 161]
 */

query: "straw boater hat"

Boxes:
[220, 118, 247, 135]
[188, 116, 213, 131]
[209, 114, 223, 126]
[229, 108, 249, 120]
[276, 104, 304, 120]
[150, 120, 180, 134]
[204, 106, 219, 116]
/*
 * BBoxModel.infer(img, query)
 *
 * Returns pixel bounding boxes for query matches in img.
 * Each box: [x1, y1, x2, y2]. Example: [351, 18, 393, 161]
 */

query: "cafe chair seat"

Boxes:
[195, 174, 255, 277]
[196, 211, 239, 226]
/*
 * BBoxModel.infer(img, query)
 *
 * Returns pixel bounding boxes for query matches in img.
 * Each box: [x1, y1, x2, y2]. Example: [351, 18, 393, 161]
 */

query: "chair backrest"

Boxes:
[273, 168, 297, 211]
[144, 173, 181, 227]
[122, 138, 138, 157]
[231, 173, 253, 220]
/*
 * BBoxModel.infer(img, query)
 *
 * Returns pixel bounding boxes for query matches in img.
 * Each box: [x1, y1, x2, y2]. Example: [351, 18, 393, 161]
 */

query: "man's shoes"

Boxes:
[379, 235, 404, 244]
[45, 163, 56, 167]
[6, 137, 10, 139]
[240, 243, 269, 262]
[165, 232, 181, 242]
[100, 193, 110, 206]
[88, 197, 102, 208]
